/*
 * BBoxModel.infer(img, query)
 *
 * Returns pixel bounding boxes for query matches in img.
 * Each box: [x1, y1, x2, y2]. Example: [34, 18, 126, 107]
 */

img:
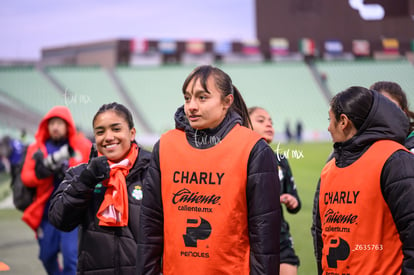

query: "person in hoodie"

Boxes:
[370, 81, 414, 151]
[21, 105, 91, 275]
[311, 86, 414, 274]
[137, 65, 281, 275]
[48, 102, 151, 275]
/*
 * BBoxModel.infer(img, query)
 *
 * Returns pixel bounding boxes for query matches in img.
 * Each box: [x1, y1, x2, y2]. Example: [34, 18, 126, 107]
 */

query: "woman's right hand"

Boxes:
[79, 156, 110, 187]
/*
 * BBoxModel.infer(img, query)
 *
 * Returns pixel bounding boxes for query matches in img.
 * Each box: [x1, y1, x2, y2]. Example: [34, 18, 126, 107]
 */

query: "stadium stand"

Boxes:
[1, 59, 413, 145]
[45, 66, 148, 136]
[115, 65, 191, 135]
[0, 91, 39, 141]
[315, 59, 414, 100]
[0, 66, 61, 141]
[117, 62, 330, 142]
[0, 66, 63, 116]
[220, 62, 330, 141]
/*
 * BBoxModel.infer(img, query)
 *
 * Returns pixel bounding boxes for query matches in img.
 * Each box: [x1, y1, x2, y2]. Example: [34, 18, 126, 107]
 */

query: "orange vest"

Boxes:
[159, 125, 261, 275]
[319, 140, 407, 274]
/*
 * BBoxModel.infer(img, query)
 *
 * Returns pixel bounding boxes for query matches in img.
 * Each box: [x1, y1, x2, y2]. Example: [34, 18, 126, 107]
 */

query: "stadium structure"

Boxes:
[1, 0, 414, 147]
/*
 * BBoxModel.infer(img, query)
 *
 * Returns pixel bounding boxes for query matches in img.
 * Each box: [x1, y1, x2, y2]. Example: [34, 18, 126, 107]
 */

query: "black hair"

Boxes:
[370, 81, 414, 132]
[330, 86, 373, 130]
[93, 102, 134, 129]
[182, 65, 252, 128]
[247, 106, 262, 116]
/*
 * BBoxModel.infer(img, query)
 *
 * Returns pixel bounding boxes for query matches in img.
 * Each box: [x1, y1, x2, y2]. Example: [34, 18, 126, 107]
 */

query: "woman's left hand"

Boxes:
[280, 194, 298, 210]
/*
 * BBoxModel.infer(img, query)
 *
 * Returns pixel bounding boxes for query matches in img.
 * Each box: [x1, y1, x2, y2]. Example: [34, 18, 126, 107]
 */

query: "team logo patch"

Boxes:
[132, 185, 143, 200]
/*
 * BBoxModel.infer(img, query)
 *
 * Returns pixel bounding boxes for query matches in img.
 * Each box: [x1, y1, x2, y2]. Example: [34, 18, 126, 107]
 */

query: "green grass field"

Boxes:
[271, 141, 332, 275]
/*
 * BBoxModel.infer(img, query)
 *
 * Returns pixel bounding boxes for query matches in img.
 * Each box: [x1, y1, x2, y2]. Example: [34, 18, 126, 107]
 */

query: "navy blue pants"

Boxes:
[37, 219, 78, 275]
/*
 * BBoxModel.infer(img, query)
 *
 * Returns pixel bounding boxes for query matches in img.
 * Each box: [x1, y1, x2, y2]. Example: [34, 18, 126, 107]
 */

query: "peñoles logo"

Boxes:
[327, 237, 350, 268]
[172, 188, 221, 205]
[183, 217, 212, 247]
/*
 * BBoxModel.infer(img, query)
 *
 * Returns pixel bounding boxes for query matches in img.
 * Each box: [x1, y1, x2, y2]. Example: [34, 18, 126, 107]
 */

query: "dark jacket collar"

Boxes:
[174, 105, 243, 149]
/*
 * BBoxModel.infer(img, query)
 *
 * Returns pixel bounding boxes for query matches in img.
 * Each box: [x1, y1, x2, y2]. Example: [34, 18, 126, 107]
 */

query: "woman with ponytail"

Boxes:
[48, 102, 151, 274]
[137, 65, 281, 275]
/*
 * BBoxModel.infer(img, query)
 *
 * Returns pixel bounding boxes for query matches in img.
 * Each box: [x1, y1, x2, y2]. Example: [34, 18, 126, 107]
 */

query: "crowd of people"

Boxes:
[0, 65, 413, 275]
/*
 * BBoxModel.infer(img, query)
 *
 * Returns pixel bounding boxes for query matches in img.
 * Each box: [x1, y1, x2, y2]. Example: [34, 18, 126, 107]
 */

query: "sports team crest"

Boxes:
[132, 185, 143, 200]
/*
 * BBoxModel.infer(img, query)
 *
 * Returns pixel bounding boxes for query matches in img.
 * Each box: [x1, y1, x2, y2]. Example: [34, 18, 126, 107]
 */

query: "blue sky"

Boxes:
[0, 0, 255, 59]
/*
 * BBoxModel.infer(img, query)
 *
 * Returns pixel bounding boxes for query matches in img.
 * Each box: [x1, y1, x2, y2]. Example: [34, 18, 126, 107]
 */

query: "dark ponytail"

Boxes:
[231, 85, 252, 128]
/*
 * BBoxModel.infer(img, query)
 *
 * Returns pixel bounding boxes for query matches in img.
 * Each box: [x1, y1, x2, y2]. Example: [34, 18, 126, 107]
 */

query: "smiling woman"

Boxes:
[92, 104, 136, 163]
[48, 102, 151, 274]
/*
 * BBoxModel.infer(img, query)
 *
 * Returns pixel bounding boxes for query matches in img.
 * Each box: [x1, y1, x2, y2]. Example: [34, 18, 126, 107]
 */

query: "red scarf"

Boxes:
[96, 143, 139, 227]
